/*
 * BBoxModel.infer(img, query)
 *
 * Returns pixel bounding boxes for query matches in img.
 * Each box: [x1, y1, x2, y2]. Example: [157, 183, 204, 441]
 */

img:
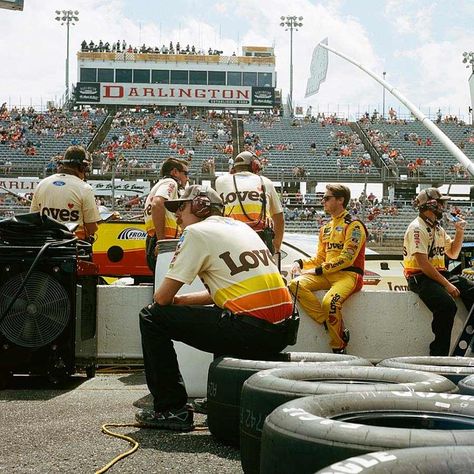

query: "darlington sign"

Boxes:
[75, 83, 274, 107]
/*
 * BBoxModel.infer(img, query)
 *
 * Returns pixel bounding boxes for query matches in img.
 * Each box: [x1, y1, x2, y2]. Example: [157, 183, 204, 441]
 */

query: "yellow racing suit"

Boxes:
[289, 210, 367, 350]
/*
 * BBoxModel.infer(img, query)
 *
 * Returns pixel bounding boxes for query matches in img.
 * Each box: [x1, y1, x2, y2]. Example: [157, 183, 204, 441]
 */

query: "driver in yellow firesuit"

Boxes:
[289, 184, 367, 353]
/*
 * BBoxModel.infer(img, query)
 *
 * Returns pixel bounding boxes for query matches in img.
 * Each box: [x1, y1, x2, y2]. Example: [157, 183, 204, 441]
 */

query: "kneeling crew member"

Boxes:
[136, 185, 294, 431]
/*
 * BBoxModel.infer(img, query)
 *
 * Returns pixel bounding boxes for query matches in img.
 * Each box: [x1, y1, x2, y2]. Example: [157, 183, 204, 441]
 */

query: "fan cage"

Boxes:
[0, 270, 71, 348]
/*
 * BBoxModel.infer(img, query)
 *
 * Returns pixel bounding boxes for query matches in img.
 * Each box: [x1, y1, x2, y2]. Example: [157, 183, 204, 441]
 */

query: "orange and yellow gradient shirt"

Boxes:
[403, 216, 452, 277]
[144, 177, 180, 239]
[166, 216, 292, 323]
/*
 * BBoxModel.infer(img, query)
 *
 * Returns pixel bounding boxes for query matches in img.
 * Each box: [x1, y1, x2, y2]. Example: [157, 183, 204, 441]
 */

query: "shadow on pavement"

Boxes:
[0, 374, 87, 401]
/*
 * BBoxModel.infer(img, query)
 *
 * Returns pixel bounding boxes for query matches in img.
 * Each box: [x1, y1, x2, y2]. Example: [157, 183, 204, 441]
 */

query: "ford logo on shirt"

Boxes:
[53, 181, 66, 186]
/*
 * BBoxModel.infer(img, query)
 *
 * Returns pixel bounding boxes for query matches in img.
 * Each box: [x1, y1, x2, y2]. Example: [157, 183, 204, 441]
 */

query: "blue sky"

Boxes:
[0, 0, 472, 120]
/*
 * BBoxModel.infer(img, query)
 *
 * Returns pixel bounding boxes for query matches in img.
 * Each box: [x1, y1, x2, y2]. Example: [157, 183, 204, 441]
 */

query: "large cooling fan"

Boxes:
[0, 271, 70, 348]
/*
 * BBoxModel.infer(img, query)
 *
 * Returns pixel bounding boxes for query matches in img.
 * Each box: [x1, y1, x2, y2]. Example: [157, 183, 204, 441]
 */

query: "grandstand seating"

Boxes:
[360, 120, 474, 184]
[97, 110, 231, 178]
[0, 109, 106, 176]
[245, 117, 382, 182]
[1, 107, 473, 247]
[1, 107, 472, 188]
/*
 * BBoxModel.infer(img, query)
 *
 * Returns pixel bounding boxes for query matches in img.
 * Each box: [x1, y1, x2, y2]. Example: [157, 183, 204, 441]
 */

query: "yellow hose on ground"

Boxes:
[95, 421, 208, 473]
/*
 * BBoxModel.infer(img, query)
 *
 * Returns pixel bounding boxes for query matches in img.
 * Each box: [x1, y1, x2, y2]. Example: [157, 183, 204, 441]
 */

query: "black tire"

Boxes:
[240, 366, 457, 474]
[314, 446, 474, 473]
[260, 391, 474, 474]
[377, 356, 474, 383]
[0, 370, 11, 390]
[85, 364, 96, 379]
[459, 374, 474, 395]
[207, 352, 372, 446]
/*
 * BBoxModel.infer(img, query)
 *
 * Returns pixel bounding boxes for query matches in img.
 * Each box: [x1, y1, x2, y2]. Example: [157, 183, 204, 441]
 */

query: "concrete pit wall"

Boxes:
[96, 286, 468, 396]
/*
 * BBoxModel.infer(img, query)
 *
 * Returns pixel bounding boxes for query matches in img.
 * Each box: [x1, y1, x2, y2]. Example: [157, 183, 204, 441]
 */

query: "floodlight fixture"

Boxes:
[279, 15, 304, 116]
[55, 10, 80, 103]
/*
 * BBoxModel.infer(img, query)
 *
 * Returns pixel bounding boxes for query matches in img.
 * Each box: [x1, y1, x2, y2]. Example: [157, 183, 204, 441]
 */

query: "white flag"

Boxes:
[305, 38, 329, 97]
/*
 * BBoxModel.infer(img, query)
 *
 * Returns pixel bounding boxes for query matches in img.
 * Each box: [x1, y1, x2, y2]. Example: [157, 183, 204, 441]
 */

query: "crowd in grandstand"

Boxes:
[1, 104, 473, 245]
[81, 39, 223, 56]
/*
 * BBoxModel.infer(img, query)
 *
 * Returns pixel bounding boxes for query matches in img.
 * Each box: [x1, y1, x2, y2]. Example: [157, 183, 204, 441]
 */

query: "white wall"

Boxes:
[96, 286, 469, 396]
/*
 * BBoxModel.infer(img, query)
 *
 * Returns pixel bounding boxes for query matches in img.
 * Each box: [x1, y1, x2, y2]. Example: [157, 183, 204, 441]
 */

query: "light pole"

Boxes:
[382, 71, 386, 119]
[280, 15, 303, 116]
[55, 10, 79, 102]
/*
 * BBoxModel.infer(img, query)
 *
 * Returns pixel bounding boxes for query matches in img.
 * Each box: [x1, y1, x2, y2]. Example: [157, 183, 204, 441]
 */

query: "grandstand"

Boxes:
[1, 43, 473, 248]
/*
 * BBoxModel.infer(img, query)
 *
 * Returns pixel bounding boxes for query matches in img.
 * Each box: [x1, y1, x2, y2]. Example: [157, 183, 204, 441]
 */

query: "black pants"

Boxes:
[145, 235, 157, 273]
[408, 273, 474, 356]
[139, 304, 290, 411]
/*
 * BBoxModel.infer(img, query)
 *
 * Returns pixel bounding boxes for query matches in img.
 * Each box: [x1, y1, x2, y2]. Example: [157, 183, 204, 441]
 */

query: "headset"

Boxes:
[414, 189, 444, 219]
[190, 188, 224, 218]
[249, 154, 263, 174]
[60, 149, 92, 173]
[234, 151, 263, 174]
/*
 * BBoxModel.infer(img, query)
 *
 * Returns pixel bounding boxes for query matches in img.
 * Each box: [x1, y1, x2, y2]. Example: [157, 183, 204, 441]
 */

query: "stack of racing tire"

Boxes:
[205, 353, 474, 473]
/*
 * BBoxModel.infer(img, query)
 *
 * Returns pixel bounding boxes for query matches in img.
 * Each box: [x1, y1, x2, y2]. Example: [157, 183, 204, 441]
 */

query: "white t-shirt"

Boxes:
[144, 177, 180, 238]
[166, 216, 292, 322]
[215, 172, 283, 231]
[30, 173, 100, 236]
[403, 216, 453, 276]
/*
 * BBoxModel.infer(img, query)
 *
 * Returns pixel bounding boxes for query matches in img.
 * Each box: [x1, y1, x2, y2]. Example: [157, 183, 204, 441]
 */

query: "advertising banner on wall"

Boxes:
[0, 178, 150, 197]
[75, 83, 274, 108]
[251, 87, 275, 107]
[75, 82, 101, 103]
[89, 180, 150, 196]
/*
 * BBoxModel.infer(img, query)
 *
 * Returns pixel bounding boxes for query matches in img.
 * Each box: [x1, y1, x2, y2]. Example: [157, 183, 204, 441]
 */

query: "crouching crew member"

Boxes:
[289, 184, 367, 354]
[30, 145, 100, 241]
[403, 187, 474, 355]
[136, 185, 295, 431]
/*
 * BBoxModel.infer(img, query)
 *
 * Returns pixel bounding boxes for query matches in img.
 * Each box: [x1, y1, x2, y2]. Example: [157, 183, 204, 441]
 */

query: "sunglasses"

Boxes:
[181, 170, 189, 176]
[176, 201, 189, 212]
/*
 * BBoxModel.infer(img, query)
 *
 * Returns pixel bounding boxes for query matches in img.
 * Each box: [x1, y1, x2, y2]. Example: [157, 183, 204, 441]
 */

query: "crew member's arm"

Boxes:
[82, 188, 101, 239]
[154, 277, 184, 305]
[173, 291, 214, 306]
[266, 181, 284, 253]
[84, 221, 99, 237]
[413, 252, 459, 297]
[30, 191, 40, 212]
[156, 227, 211, 305]
[291, 227, 326, 276]
[272, 212, 284, 253]
[445, 219, 466, 260]
[316, 221, 366, 275]
[154, 278, 213, 305]
[151, 196, 167, 240]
